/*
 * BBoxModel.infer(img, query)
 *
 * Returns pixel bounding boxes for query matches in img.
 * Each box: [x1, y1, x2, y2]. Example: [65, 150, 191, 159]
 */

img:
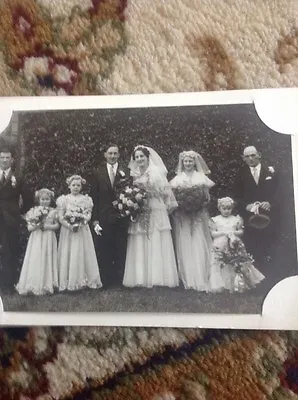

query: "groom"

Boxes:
[0, 146, 32, 292]
[91, 144, 129, 288]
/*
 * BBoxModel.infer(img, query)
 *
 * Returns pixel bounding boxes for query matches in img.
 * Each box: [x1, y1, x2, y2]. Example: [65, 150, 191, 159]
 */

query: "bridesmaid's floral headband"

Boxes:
[66, 175, 86, 186]
[35, 188, 55, 201]
[217, 197, 234, 209]
[179, 150, 198, 160]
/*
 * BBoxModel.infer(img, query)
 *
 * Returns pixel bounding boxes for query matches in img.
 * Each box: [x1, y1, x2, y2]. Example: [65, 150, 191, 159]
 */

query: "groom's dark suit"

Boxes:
[0, 170, 31, 288]
[90, 163, 129, 287]
[234, 162, 280, 270]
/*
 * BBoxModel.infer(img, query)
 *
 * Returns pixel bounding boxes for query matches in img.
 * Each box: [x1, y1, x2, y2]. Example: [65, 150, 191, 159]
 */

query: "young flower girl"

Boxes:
[209, 197, 265, 293]
[56, 175, 102, 291]
[16, 188, 59, 295]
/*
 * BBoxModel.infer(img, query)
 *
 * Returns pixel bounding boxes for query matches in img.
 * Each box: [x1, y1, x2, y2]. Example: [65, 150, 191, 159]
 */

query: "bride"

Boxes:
[170, 150, 215, 291]
[123, 145, 179, 288]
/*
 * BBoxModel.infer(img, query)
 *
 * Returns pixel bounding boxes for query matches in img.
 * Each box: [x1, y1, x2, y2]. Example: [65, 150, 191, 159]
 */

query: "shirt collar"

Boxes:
[107, 162, 118, 170]
[250, 163, 261, 171]
[0, 168, 11, 177]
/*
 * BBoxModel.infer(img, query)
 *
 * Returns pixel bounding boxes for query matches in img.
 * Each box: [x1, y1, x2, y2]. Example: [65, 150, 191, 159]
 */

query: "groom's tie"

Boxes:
[109, 164, 116, 187]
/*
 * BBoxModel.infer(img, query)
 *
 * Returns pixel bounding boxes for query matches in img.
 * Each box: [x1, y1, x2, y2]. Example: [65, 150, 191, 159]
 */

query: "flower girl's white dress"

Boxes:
[16, 208, 58, 295]
[57, 194, 102, 291]
[209, 214, 265, 292]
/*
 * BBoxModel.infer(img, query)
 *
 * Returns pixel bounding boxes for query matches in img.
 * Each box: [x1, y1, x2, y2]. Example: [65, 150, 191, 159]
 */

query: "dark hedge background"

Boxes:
[6, 104, 298, 276]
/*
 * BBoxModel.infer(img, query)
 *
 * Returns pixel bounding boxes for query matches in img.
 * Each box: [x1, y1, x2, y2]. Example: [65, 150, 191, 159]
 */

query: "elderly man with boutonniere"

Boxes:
[233, 146, 280, 275]
[90, 144, 129, 289]
[0, 146, 32, 293]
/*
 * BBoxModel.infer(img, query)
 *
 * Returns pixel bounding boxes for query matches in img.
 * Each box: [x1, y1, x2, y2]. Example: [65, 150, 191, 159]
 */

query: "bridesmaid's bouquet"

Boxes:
[64, 206, 88, 232]
[172, 184, 210, 215]
[25, 206, 50, 229]
[215, 235, 255, 291]
[113, 184, 148, 222]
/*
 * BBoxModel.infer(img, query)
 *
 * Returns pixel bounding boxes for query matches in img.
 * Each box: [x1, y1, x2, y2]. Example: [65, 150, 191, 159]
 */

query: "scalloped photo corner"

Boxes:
[0, 89, 297, 329]
[253, 89, 298, 136]
[262, 276, 298, 325]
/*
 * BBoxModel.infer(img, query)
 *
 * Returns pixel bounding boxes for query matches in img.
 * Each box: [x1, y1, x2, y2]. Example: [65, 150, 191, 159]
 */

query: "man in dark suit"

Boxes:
[90, 144, 129, 288]
[234, 146, 280, 273]
[0, 147, 32, 292]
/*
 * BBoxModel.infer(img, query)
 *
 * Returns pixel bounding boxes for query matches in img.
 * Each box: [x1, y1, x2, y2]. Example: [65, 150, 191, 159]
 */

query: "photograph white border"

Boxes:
[0, 87, 297, 329]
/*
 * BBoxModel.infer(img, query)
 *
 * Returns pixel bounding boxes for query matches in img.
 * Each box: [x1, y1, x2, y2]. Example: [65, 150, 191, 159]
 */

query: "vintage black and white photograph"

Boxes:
[0, 101, 296, 314]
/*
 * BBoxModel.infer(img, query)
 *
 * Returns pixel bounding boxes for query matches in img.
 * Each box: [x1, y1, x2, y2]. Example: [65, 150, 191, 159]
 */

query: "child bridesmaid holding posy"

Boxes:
[16, 188, 59, 295]
[209, 197, 265, 293]
[56, 175, 102, 291]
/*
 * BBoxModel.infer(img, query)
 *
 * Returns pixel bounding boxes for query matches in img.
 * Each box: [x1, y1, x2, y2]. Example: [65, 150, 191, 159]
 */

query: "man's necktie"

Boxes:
[252, 167, 259, 184]
[110, 165, 116, 186]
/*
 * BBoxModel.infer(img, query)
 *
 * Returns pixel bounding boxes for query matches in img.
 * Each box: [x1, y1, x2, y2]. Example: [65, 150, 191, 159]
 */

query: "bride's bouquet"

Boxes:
[113, 184, 148, 222]
[25, 206, 50, 228]
[64, 205, 89, 232]
[172, 184, 210, 215]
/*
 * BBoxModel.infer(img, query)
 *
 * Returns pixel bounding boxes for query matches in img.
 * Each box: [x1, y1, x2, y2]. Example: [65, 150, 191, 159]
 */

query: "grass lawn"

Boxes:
[1, 286, 266, 314]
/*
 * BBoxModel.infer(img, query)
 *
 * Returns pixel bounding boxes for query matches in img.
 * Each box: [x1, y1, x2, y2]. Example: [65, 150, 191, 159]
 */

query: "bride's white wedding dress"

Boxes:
[170, 171, 215, 291]
[123, 165, 179, 288]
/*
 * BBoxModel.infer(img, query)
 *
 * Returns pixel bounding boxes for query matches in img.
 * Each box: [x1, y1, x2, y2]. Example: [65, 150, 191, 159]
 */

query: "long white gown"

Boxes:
[56, 194, 102, 291]
[16, 208, 58, 295]
[170, 171, 215, 291]
[123, 166, 179, 288]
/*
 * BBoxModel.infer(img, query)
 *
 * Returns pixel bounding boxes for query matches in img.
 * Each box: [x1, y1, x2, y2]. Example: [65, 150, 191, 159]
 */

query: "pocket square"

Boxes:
[265, 176, 272, 180]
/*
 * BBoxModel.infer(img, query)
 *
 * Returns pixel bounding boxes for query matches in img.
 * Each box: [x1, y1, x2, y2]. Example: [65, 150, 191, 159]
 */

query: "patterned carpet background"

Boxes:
[1, 0, 298, 399]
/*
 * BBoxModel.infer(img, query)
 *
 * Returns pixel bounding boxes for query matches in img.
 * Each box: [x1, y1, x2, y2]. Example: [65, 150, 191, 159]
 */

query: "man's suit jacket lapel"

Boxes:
[100, 164, 113, 190]
[4, 170, 13, 187]
[258, 163, 267, 186]
[114, 164, 124, 187]
[245, 166, 257, 188]
[99, 163, 126, 191]
[0, 170, 12, 189]
[245, 164, 267, 187]
[0, 174, 5, 189]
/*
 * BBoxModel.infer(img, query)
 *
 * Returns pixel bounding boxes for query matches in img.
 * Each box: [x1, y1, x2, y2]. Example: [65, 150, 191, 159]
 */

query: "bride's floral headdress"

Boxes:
[217, 197, 234, 209]
[132, 145, 150, 159]
[176, 150, 210, 175]
[66, 175, 86, 186]
[128, 145, 168, 177]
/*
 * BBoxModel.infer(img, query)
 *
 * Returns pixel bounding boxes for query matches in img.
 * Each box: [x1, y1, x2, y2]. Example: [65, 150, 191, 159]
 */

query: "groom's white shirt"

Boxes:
[106, 162, 118, 184]
[249, 163, 261, 184]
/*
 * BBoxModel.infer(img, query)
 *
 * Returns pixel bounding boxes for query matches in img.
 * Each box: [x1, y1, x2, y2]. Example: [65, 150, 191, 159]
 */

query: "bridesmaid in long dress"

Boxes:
[123, 146, 179, 288]
[170, 150, 215, 291]
[56, 175, 102, 291]
[16, 188, 59, 295]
